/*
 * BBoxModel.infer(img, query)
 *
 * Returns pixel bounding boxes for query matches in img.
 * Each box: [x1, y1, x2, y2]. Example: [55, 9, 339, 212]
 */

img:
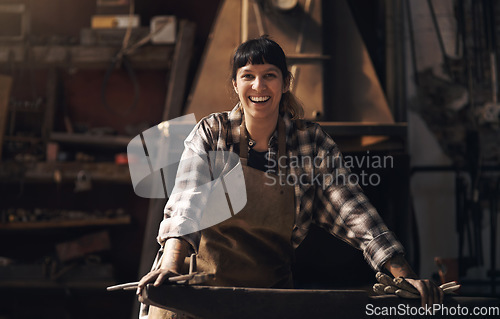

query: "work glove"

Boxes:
[373, 272, 460, 299]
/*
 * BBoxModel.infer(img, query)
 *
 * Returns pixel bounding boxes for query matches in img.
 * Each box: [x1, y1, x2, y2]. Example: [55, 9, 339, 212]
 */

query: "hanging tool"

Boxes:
[74, 170, 92, 192]
[476, 0, 500, 124]
[427, 0, 454, 80]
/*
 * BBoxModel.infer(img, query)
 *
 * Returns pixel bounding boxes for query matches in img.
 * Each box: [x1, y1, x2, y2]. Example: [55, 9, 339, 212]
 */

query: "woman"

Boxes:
[137, 36, 442, 317]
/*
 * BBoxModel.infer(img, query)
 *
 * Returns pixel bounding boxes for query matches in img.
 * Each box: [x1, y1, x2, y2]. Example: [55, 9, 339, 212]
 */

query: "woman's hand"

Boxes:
[404, 278, 444, 307]
[383, 254, 444, 307]
[136, 238, 190, 301]
[136, 268, 180, 301]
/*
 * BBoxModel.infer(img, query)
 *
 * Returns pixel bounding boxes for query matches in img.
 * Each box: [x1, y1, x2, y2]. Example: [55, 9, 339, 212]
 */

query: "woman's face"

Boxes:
[233, 63, 288, 121]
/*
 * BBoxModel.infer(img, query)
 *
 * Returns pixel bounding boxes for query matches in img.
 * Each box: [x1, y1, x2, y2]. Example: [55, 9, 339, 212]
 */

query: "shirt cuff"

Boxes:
[363, 231, 405, 271]
[157, 216, 201, 253]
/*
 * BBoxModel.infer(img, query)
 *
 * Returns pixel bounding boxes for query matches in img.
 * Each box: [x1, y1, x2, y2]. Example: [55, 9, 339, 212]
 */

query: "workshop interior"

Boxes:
[0, 0, 499, 318]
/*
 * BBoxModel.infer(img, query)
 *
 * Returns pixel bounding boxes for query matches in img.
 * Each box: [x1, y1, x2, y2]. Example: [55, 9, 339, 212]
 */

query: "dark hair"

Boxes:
[231, 36, 304, 119]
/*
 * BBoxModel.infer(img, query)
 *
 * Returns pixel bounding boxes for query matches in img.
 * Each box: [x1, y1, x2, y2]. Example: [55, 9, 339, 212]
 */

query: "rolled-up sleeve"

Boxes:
[363, 230, 405, 271]
[156, 119, 215, 252]
[311, 125, 405, 271]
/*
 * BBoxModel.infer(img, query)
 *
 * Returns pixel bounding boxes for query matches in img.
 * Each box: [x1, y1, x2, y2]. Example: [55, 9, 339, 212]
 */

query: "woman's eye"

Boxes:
[265, 73, 277, 78]
[242, 74, 254, 79]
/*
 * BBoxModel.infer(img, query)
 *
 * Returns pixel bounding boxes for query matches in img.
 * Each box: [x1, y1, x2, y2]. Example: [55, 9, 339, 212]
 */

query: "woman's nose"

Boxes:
[252, 77, 266, 91]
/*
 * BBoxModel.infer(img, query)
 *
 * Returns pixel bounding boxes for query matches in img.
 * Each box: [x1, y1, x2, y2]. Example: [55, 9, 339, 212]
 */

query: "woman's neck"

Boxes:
[244, 112, 278, 152]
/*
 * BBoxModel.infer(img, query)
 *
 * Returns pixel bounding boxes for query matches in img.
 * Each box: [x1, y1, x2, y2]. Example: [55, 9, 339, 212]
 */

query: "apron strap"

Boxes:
[239, 114, 287, 176]
[239, 116, 249, 159]
[277, 116, 286, 162]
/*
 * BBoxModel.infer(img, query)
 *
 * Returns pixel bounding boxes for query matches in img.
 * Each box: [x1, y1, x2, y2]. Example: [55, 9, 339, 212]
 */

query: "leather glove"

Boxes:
[373, 272, 460, 299]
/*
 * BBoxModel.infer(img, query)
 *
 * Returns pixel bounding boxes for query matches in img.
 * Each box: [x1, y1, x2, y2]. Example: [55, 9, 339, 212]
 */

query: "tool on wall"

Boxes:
[74, 170, 92, 192]
[99, 1, 178, 118]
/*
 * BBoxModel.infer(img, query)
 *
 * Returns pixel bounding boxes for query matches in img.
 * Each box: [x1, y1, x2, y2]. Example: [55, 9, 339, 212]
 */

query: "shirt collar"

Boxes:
[227, 103, 293, 149]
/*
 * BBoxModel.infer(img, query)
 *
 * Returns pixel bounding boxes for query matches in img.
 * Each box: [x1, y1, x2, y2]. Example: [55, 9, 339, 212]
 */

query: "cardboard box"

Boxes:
[150, 16, 176, 44]
[91, 15, 140, 29]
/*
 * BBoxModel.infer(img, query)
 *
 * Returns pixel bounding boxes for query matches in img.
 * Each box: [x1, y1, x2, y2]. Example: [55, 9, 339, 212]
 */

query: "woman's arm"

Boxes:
[136, 238, 190, 297]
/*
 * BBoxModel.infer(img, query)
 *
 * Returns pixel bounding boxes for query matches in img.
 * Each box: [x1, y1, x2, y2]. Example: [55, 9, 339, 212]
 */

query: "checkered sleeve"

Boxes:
[311, 125, 405, 271]
[157, 117, 218, 252]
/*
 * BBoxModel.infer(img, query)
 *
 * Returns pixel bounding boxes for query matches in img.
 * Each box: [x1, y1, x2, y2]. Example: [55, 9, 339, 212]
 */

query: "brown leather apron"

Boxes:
[146, 117, 295, 318]
[195, 117, 295, 288]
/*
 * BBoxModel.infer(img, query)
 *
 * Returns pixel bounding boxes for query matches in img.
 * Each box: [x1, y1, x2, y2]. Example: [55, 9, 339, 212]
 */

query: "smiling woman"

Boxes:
[136, 36, 442, 319]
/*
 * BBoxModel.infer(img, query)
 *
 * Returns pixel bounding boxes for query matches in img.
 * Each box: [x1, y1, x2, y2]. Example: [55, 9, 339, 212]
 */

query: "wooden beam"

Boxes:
[162, 20, 196, 121]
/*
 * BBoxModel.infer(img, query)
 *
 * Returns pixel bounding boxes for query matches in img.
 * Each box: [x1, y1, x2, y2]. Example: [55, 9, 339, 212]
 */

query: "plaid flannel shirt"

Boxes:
[158, 105, 404, 271]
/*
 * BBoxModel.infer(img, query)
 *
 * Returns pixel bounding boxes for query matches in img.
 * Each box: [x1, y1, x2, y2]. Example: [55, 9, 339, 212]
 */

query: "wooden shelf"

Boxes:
[50, 132, 132, 148]
[0, 263, 116, 289]
[0, 215, 131, 230]
[286, 53, 330, 61]
[4, 136, 42, 143]
[0, 161, 131, 183]
[317, 122, 408, 137]
[0, 44, 175, 69]
[0, 280, 116, 290]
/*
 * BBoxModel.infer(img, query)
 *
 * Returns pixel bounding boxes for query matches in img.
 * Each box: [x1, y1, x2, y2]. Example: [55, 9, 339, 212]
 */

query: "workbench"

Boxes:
[141, 285, 500, 319]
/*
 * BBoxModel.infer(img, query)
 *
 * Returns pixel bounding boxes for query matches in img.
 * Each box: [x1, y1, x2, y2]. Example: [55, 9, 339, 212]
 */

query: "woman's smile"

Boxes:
[249, 96, 271, 103]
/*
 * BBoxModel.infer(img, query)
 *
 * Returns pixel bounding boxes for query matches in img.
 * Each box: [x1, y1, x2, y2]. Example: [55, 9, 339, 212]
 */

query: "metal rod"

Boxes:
[107, 273, 200, 291]
[427, 0, 451, 75]
[490, 178, 499, 295]
[405, 0, 419, 86]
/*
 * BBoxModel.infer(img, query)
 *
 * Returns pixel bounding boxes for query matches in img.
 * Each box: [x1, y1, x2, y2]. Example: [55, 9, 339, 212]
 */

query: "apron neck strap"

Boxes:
[277, 116, 286, 160]
[239, 116, 249, 159]
[239, 114, 287, 173]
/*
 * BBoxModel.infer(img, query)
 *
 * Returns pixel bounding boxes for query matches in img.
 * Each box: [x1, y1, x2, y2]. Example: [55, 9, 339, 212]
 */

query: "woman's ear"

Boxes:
[232, 80, 238, 95]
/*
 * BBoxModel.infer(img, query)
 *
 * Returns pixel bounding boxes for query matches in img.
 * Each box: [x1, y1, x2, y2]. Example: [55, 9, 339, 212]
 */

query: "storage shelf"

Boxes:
[0, 44, 175, 69]
[0, 263, 116, 289]
[50, 132, 132, 148]
[0, 280, 116, 290]
[0, 215, 131, 230]
[0, 161, 131, 183]
[4, 136, 43, 143]
[317, 122, 408, 137]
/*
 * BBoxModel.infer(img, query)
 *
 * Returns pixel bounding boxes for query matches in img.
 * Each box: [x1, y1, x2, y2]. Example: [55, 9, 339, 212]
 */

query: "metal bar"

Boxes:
[427, 0, 452, 75]
[107, 273, 215, 291]
[405, 0, 419, 86]
[490, 178, 499, 295]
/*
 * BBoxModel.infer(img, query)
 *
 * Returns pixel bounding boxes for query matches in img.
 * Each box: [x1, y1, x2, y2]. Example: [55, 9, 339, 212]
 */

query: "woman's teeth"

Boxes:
[249, 96, 270, 103]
